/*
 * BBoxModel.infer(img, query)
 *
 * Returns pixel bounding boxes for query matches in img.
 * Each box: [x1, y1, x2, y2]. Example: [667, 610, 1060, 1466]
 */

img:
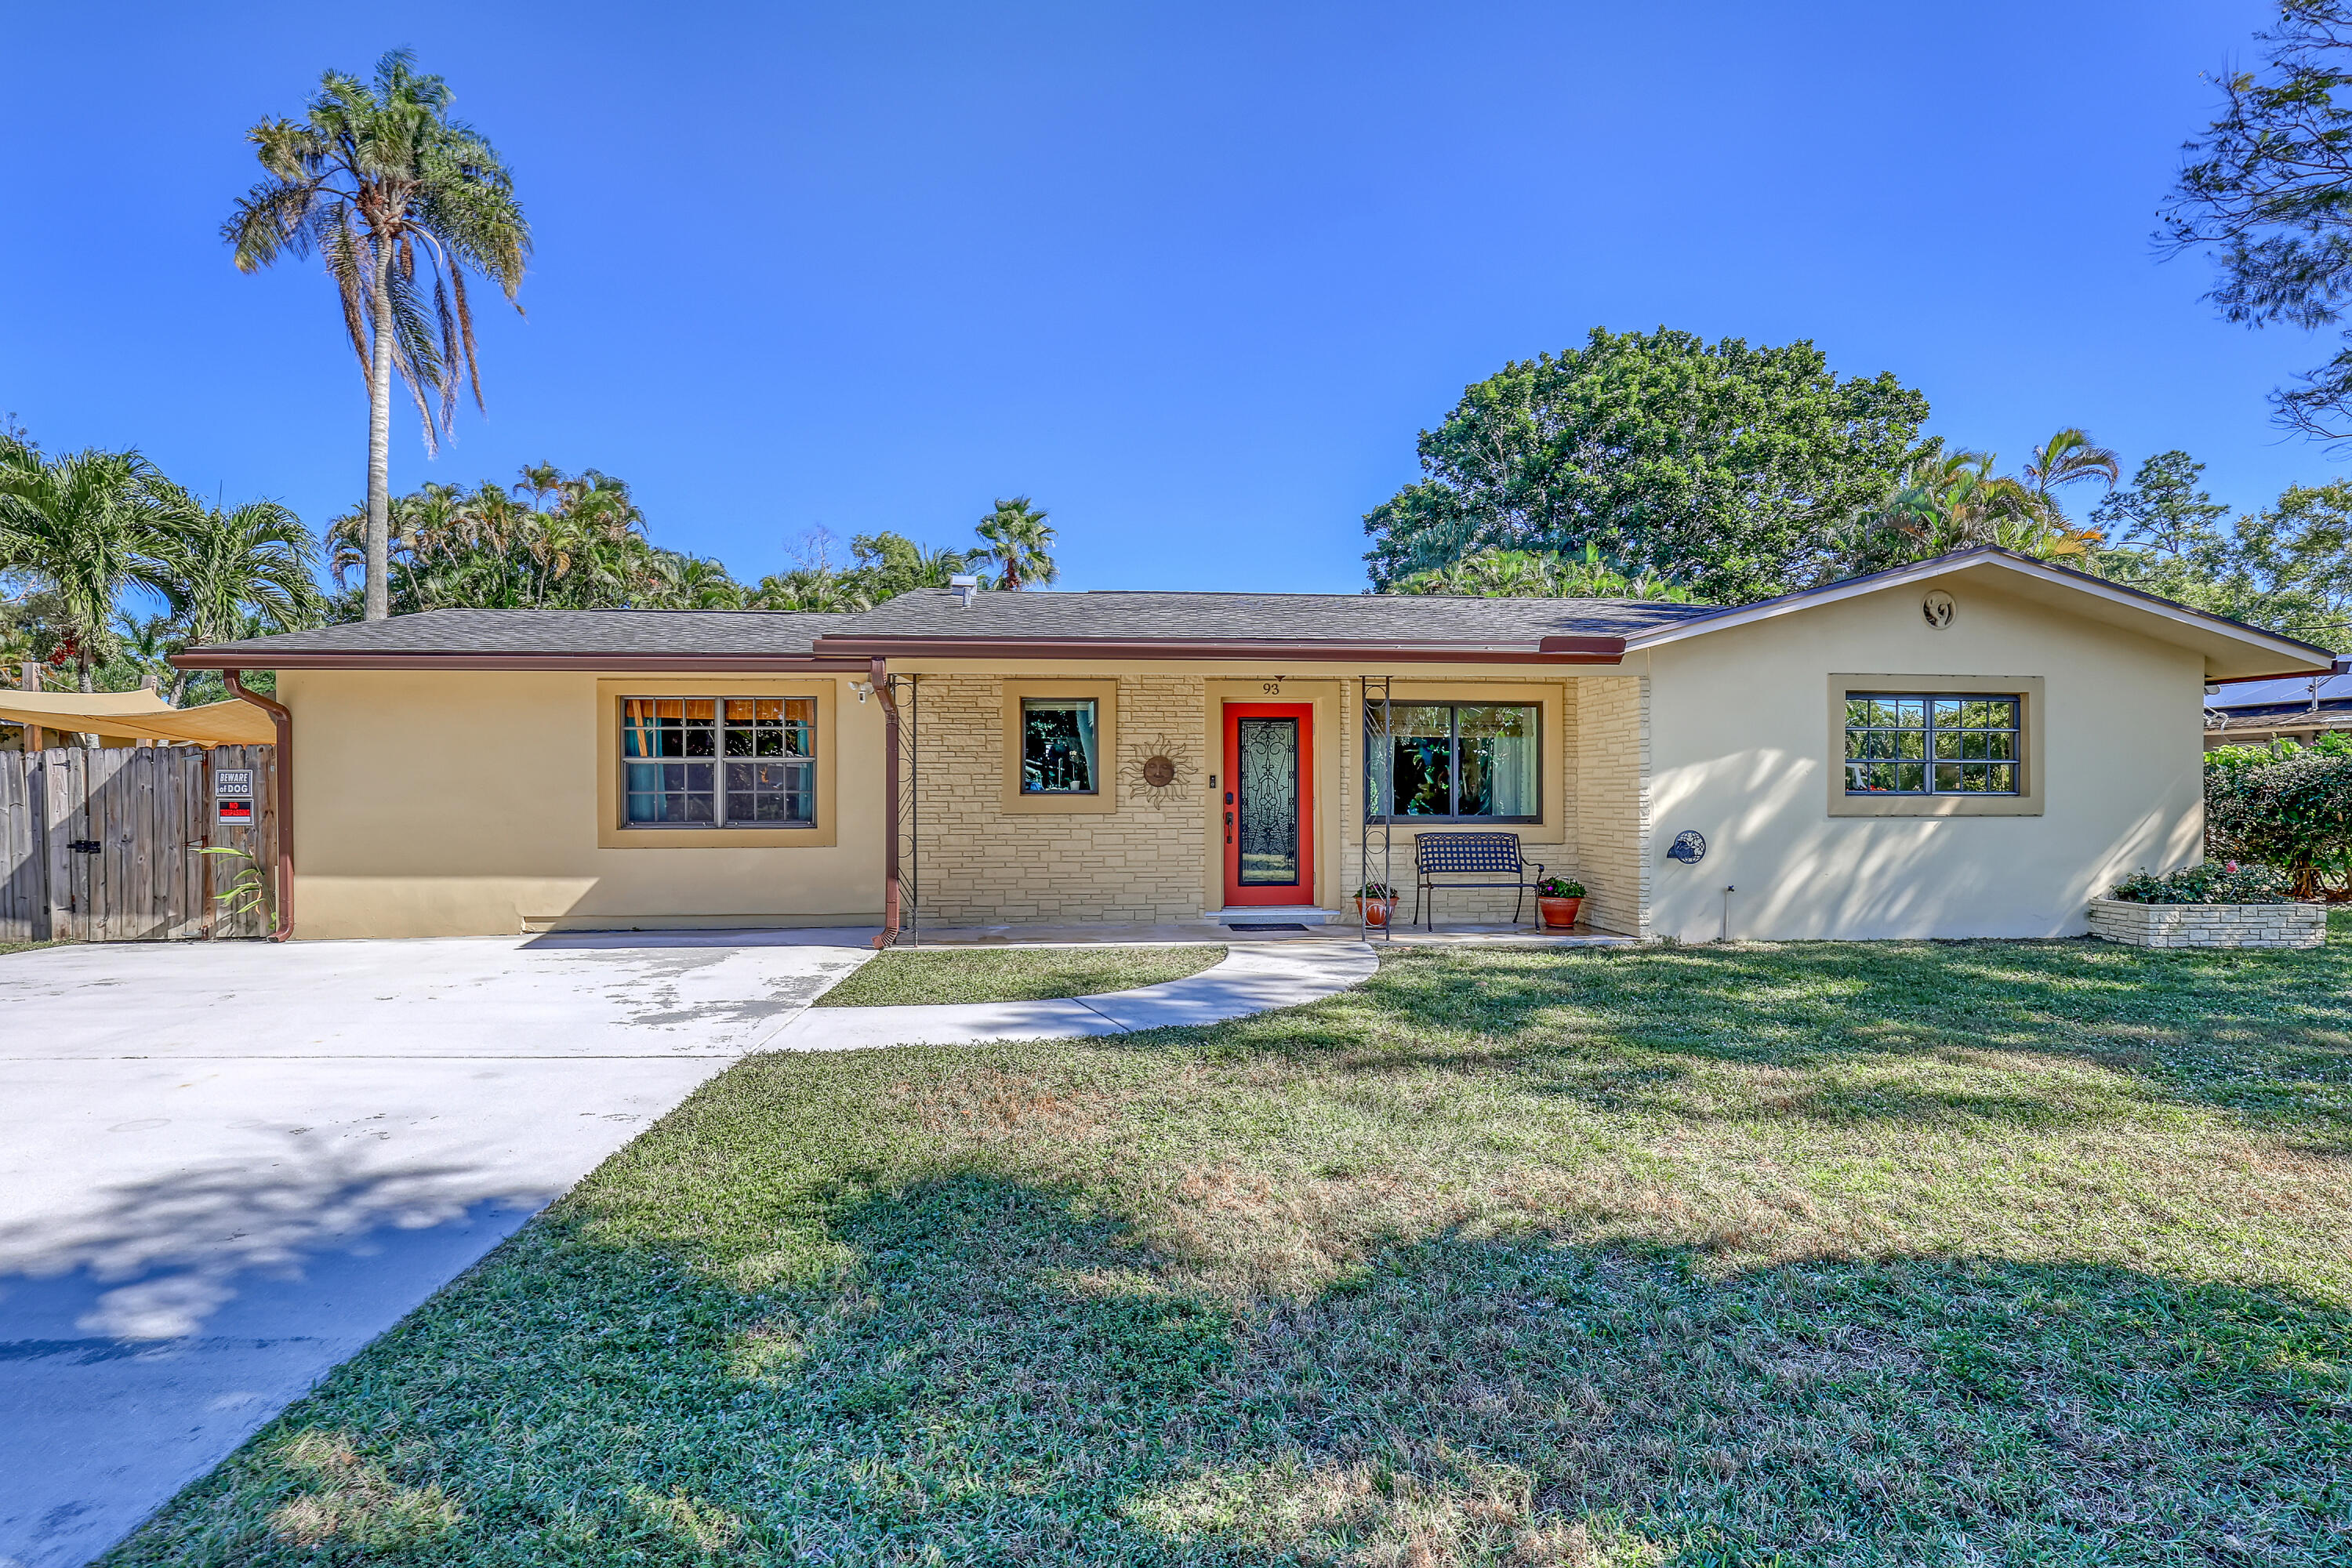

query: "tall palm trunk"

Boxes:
[365, 238, 396, 622]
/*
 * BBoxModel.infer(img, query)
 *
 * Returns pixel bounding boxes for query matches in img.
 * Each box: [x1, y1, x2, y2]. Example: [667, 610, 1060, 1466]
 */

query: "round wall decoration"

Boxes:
[1128, 736, 1195, 806]
[1922, 590, 1956, 629]
[1667, 830, 1708, 865]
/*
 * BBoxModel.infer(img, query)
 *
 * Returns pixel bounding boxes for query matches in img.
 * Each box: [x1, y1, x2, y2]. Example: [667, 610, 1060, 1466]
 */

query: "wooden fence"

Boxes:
[0, 746, 278, 942]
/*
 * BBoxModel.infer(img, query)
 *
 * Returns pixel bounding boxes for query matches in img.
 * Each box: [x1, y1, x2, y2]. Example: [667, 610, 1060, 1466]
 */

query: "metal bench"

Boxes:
[1412, 832, 1544, 930]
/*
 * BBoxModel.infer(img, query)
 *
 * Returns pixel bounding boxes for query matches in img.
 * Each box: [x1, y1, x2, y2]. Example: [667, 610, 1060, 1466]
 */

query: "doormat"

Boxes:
[1224, 921, 1311, 931]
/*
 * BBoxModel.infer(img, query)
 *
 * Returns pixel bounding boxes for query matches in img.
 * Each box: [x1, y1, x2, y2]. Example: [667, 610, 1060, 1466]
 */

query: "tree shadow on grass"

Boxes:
[107, 1171, 2352, 1567]
[1209, 941, 2352, 1149]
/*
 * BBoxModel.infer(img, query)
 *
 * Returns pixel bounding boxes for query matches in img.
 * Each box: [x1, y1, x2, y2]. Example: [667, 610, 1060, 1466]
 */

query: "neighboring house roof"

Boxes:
[175, 608, 866, 670]
[2201, 669, 2352, 738]
[2205, 670, 2352, 712]
[172, 546, 2339, 680]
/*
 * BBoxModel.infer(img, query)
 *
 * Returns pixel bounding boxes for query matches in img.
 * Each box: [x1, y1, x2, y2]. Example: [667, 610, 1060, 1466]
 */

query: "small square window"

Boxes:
[1021, 699, 1099, 793]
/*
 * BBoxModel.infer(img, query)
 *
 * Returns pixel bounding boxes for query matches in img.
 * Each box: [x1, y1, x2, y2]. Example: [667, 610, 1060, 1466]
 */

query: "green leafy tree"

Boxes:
[158, 500, 323, 648]
[1839, 432, 2114, 572]
[975, 497, 1058, 590]
[224, 49, 529, 621]
[641, 552, 747, 610]
[2162, 1, 2352, 437]
[0, 448, 186, 690]
[1394, 544, 1705, 602]
[2090, 455, 2352, 648]
[327, 466, 681, 613]
[1363, 328, 1929, 601]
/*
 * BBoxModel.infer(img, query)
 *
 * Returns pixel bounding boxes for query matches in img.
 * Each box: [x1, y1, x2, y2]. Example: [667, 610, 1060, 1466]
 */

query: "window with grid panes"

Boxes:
[620, 697, 815, 826]
[1842, 694, 2020, 796]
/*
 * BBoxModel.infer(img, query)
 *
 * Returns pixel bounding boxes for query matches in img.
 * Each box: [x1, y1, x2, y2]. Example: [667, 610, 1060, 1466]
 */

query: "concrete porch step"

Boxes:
[1205, 906, 1345, 927]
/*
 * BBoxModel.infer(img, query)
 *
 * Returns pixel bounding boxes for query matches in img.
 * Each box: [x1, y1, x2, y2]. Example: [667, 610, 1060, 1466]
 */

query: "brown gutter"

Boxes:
[223, 670, 294, 942]
[869, 657, 901, 950]
[809, 635, 1626, 665]
[173, 651, 869, 673]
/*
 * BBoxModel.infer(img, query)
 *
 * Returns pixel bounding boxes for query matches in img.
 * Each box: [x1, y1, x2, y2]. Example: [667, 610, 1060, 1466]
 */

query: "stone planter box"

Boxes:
[2087, 896, 2327, 950]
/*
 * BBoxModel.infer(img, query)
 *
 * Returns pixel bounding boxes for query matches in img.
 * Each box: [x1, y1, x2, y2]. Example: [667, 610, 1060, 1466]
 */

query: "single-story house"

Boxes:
[173, 545, 2334, 944]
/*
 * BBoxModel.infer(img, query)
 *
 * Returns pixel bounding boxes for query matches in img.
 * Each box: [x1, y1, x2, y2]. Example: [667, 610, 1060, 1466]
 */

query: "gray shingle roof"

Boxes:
[832, 589, 1718, 644]
[182, 590, 1719, 662]
[190, 608, 855, 659]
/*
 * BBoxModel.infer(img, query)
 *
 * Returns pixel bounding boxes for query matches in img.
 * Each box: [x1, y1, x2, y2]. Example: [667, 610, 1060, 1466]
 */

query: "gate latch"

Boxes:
[67, 839, 101, 855]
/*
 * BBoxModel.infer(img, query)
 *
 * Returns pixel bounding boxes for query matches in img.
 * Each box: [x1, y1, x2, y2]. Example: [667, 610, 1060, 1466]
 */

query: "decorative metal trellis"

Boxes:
[1359, 673, 1396, 942]
[887, 673, 919, 944]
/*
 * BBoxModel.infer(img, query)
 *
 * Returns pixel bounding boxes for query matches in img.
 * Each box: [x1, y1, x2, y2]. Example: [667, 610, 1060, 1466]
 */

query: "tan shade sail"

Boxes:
[0, 689, 275, 746]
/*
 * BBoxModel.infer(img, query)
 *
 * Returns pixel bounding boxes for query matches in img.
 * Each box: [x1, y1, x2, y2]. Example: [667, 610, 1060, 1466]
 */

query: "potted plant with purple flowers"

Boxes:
[1354, 880, 1399, 929]
[1535, 876, 1586, 930]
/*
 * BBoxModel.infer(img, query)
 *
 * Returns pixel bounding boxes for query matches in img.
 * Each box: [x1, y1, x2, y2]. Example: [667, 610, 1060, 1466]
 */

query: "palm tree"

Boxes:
[2019, 428, 2121, 525]
[641, 552, 746, 610]
[156, 500, 324, 661]
[224, 50, 529, 622]
[975, 497, 1058, 590]
[0, 449, 183, 690]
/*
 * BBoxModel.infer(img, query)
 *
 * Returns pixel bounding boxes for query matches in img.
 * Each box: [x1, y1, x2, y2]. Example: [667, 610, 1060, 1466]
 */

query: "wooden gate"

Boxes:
[0, 746, 278, 942]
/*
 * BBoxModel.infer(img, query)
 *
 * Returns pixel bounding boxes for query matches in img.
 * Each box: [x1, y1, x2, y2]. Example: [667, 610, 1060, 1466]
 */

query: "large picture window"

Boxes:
[621, 697, 815, 826]
[1021, 698, 1099, 794]
[1364, 702, 1539, 823]
[1844, 694, 2020, 796]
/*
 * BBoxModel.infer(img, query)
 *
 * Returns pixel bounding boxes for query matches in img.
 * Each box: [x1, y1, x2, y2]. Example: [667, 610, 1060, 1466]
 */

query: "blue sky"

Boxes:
[2, 0, 2339, 593]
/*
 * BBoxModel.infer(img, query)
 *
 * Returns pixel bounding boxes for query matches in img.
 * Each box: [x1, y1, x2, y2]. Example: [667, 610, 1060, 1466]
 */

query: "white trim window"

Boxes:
[621, 697, 815, 826]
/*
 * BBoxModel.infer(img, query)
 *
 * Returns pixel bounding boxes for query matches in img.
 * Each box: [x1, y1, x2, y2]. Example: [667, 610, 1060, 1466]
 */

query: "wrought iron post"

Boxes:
[1359, 674, 1396, 942]
[889, 673, 918, 942]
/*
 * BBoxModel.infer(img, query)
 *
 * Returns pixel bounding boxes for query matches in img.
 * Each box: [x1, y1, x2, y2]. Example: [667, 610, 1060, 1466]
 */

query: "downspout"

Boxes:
[870, 656, 900, 949]
[224, 670, 294, 942]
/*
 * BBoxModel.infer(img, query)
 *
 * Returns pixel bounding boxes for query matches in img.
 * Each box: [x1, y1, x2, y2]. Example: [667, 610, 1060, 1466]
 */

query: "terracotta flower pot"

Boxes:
[1356, 896, 1396, 928]
[1537, 895, 1583, 930]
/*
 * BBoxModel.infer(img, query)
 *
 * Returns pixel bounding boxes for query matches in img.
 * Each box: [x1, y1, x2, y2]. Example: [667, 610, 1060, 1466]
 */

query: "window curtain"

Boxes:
[1073, 700, 1098, 789]
[1460, 705, 1537, 818]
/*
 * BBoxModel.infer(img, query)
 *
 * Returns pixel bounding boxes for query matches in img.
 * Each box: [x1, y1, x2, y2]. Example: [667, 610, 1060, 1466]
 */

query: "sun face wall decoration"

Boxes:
[1127, 735, 1196, 807]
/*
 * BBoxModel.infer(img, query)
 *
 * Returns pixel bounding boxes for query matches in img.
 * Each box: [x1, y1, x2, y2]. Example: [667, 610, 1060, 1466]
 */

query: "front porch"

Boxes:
[880, 667, 1655, 943]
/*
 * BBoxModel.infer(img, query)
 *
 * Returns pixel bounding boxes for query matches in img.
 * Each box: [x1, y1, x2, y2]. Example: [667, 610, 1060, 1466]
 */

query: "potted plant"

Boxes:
[1354, 880, 1399, 928]
[1534, 877, 1586, 930]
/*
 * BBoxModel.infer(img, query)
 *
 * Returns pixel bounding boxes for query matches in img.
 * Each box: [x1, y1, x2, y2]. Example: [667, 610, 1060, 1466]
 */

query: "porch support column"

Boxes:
[871, 656, 900, 949]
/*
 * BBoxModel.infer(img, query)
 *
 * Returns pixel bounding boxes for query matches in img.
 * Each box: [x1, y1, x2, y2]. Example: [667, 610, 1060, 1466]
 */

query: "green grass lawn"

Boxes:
[109, 925, 2352, 1566]
[0, 939, 54, 958]
[814, 944, 1227, 1007]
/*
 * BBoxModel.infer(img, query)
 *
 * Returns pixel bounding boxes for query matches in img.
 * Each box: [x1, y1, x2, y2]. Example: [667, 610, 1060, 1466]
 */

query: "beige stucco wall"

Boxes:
[1642, 579, 2207, 941]
[279, 669, 888, 938]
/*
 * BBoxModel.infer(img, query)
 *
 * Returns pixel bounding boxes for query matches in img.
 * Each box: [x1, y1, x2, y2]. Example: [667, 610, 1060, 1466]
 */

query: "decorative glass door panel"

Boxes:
[1221, 703, 1315, 906]
[1236, 718, 1299, 885]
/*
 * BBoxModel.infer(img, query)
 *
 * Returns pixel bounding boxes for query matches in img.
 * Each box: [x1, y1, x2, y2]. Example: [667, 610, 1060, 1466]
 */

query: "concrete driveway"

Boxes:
[0, 930, 873, 1568]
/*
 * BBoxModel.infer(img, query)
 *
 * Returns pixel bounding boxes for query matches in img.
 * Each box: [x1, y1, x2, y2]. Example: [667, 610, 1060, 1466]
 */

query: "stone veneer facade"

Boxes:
[906, 670, 1652, 935]
[2086, 896, 2325, 949]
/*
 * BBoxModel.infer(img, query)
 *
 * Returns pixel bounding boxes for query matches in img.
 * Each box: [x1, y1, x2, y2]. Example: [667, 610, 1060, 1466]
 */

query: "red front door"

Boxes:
[1222, 703, 1314, 906]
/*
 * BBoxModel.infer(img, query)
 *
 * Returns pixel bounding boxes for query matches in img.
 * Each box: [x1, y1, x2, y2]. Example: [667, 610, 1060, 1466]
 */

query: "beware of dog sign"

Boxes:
[215, 768, 255, 826]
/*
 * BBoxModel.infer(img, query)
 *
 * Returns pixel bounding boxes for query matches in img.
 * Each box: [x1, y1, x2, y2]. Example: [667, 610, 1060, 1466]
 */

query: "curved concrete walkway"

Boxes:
[771, 938, 1380, 1051]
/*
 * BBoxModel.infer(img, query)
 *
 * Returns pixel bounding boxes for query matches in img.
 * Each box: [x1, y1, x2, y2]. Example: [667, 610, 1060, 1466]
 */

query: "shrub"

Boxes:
[2205, 749, 2352, 895]
[2107, 862, 2292, 904]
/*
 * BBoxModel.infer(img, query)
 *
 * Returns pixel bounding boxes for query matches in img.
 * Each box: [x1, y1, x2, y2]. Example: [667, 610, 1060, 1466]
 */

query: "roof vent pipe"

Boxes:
[949, 575, 979, 607]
